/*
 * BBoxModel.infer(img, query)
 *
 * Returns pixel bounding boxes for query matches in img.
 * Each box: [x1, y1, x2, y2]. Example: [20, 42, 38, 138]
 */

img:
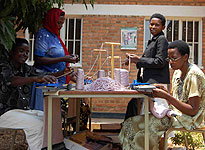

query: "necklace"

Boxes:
[180, 63, 190, 81]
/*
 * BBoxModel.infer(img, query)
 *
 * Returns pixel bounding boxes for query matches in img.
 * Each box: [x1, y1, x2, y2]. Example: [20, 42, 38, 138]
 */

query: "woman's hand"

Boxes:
[152, 88, 171, 99]
[122, 57, 129, 66]
[69, 71, 77, 82]
[153, 84, 168, 93]
[64, 54, 79, 63]
[122, 53, 140, 65]
[64, 67, 74, 75]
[35, 75, 57, 83]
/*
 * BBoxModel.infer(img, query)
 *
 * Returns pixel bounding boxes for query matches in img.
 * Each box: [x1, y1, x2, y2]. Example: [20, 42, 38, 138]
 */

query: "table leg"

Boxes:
[48, 96, 53, 150]
[144, 96, 149, 150]
[76, 98, 80, 132]
[89, 98, 92, 131]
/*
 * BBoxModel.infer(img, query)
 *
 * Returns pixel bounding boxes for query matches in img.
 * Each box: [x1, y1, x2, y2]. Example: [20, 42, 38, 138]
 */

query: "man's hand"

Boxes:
[35, 75, 57, 83]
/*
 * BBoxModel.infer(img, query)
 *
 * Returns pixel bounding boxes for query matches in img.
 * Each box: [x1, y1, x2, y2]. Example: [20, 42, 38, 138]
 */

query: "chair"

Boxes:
[164, 127, 205, 150]
[0, 128, 25, 150]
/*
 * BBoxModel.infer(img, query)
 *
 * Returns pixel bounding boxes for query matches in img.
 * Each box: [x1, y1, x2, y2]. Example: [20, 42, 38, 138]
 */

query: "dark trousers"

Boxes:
[124, 98, 142, 121]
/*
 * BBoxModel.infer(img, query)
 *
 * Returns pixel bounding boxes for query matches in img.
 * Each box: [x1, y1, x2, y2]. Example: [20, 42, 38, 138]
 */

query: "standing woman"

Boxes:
[32, 8, 78, 111]
[34, 8, 78, 84]
[33, 8, 78, 149]
[124, 13, 170, 120]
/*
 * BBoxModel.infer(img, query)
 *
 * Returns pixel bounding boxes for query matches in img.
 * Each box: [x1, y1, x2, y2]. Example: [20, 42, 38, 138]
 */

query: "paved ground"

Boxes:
[0, 130, 28, 150]
[0, 118, 204, 150]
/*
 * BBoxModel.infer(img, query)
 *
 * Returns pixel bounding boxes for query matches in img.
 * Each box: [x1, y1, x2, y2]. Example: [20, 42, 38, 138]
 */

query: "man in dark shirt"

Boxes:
[0, 38, 70, 150]
[124, 13, 170, 120]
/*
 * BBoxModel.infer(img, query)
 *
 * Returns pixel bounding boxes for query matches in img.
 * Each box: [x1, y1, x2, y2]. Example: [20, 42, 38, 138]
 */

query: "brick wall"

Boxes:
[16, 31, 25, 38]
[65, 0, 205, 6]
[203, 17, 205, 72]
[82, 15, 144, 81]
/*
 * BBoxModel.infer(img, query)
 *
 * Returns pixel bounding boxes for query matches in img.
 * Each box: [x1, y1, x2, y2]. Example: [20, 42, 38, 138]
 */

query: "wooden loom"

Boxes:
[104, 42, 121, 79]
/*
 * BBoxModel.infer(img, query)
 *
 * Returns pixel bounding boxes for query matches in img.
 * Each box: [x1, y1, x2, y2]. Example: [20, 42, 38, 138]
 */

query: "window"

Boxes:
[60, 17, 83, 67]
[25, 17, 83, 67]
[25, 30, 35, 66]
[144, 17, 202, 67]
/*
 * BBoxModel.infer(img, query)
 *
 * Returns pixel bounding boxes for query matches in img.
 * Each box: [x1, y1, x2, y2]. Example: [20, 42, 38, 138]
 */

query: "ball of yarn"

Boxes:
[114, 68, 121, 83]
[76, 68, 84, 90]
[97, 70, 105, 78]
[120, 69, 129, 87]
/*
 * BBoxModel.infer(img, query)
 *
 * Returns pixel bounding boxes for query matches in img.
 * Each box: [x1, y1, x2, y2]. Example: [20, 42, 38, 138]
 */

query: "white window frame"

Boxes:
[25, 29, 35, 66]
[25, 16, 83, 67]
[144, 17, 203, 68]
[60, 16, 83, 67]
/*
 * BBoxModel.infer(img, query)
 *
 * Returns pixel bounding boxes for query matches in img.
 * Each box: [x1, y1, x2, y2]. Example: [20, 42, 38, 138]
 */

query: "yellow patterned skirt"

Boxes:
[119, 115, 173, 150]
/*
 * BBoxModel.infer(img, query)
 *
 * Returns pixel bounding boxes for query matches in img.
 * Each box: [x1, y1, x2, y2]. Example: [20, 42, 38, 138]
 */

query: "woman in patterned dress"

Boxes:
[119, 40, 205, 150]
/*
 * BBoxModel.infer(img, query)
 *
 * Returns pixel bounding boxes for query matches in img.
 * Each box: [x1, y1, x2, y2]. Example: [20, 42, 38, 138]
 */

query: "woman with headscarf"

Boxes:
[31, 8, 79, 110]
[34, 8, 79, 84]
[32, 8, 78, 149]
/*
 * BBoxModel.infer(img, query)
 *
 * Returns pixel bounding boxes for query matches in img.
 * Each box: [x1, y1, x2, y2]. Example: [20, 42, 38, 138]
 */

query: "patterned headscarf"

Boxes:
[43, 8, 70, 83]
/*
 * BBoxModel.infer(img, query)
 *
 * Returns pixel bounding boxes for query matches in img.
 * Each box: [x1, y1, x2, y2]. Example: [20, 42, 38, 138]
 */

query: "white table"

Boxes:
[44, 90, 150, 150]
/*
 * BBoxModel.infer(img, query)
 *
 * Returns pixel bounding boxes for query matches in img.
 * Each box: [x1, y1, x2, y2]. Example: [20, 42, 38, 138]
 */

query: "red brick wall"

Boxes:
[65, 0, 205, 6]
[16, 31, 25, 38]
[202, 17, 205, 72]
[91, 97, 130, 113]
[82, 15, 144, 81]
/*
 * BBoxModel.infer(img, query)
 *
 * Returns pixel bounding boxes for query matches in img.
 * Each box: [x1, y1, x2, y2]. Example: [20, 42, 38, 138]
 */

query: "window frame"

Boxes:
[25, 16, 83, 67]
[144, 16, 203, 68]
[60, 15, 83, 67]
[25, 29, 34, 66]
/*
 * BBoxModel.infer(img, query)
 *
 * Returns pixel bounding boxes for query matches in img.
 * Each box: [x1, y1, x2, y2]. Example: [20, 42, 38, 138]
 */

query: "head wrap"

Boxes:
[43, 8, 70, 83]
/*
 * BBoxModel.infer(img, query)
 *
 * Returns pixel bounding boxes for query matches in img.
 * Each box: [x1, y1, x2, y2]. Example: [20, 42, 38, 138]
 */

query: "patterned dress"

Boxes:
[119, 64, 205, 150]
[0, 60, 47, 116]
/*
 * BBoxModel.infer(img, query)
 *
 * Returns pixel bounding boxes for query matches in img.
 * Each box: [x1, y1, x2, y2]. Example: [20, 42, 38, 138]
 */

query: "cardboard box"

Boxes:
[64, 131, 112, 150]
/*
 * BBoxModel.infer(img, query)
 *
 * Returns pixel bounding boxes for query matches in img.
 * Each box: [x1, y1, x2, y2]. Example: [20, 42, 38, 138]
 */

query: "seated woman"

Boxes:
[119, 40, 205, 150]
[0, 38, 72, 150]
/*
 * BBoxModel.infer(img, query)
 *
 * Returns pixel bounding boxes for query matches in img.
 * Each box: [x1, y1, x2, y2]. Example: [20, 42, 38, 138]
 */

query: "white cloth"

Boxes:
[0, 109, 44, 150]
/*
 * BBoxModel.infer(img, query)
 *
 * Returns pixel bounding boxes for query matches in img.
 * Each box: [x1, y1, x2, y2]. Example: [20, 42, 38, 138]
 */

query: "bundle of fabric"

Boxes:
[149, 98, 180, 118]
[84, 77, 128, 91]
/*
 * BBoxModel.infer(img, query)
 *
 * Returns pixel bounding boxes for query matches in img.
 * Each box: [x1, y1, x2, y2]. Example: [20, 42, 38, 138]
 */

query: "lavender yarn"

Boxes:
[76, 68, 84, 90]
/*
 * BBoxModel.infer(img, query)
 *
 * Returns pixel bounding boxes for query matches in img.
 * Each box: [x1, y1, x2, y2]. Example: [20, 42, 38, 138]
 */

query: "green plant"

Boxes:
[0, 0, 95, 54]
[171, 131, 204, 150]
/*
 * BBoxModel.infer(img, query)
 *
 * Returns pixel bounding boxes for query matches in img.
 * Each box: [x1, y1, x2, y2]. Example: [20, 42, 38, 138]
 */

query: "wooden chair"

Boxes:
[164, 127, 205, 150]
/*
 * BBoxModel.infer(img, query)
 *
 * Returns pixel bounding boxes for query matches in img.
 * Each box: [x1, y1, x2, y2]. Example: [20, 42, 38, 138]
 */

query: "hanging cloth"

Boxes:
[43, 8, 70, 83]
